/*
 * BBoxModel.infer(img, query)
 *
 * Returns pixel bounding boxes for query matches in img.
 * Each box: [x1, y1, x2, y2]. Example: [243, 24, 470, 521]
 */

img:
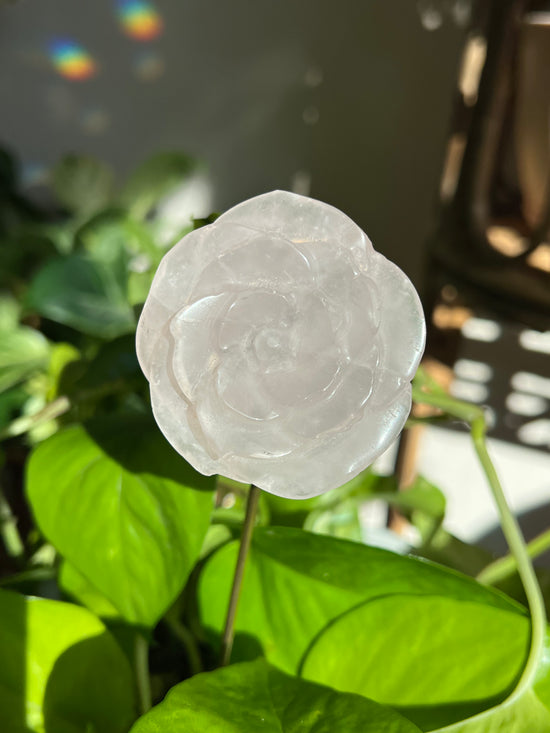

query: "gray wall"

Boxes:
[0, 0, 467, 284]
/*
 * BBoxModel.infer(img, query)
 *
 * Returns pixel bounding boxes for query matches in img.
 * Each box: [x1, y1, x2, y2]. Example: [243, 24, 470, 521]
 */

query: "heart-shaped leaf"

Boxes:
[52, 154, 114, 217]
[0, 589, 136, 733]
[59, 560, 120, 619]
[27, 413, 215, 626]
[129, 658, 422, 733]
[119, 152, 195, 220]
[300, 594, 530, 729]
[198, 528, 550, 731]
[26, 254, 135, 339]
[197, 527, 524, 673]
[0, 326, 50, 393]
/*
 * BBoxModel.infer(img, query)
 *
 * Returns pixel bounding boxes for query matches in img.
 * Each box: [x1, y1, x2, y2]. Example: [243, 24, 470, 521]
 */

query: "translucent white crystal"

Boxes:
[136, 191, 426, 499]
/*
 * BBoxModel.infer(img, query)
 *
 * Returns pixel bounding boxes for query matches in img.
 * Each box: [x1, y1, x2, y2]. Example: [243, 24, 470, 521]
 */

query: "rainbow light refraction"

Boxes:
[117, 0, 163, 41]
[49, 40, 96, 80]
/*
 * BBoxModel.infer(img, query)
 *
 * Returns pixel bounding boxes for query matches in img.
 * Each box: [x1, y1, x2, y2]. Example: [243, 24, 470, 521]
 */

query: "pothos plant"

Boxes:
[0, 148, 549, 733]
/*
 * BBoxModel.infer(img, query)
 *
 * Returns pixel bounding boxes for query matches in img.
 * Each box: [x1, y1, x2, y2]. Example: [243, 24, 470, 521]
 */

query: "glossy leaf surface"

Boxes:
[0, 589, 135, 733]
[0, 327, 50, 393]
[27, 414, 215, 626]
[301, 594, 530, 729]
[198, 527, 524, 673]
[130, 658, 422, 733]
[26, 254, 135, 339]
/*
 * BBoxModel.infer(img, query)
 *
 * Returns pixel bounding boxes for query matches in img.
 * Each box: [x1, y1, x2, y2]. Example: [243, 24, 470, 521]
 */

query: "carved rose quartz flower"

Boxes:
[136, 191, 425, 499]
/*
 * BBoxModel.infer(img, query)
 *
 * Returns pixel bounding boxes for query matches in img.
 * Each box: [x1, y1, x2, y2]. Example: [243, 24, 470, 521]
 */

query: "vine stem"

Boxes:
[0, 396, 70, 442]
[0, 488, 24, 560]
[166, 616, 203, 676]
[220, 484, 261, 666]
[470, 417, 546, 700]
[477, 526, 550, 586]
[412, 380, 546, 703]
[135, 634, 152, 715]
[0, 379, 138, 443]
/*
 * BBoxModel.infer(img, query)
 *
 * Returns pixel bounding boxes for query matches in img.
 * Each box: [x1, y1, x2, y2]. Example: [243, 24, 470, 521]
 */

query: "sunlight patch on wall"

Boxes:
[461, 317, 502, 343]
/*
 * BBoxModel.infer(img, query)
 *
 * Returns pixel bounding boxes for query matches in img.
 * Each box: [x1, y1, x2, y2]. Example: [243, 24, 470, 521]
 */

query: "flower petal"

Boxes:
[194, 381, 299, 460]
[286, 364, 375, 439]
[170, 294, 232, 399]
[216, 352, 279, 421]
[136, 294, 172, 379]
[225, 387, 411, 498]
[148, 328, 219, 474]
[218, 191, 373, 267]
[217, 291, 294, 352]
[369, 253, 426, 379]
[198, 235, 312, 298]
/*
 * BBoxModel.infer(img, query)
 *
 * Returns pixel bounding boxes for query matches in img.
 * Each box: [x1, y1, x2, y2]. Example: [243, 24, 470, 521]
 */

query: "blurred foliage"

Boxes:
[0, 146, 548, 732]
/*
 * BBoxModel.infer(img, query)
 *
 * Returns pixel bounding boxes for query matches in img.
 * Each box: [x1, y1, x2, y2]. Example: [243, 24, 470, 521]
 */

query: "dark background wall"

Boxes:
[0, 0, 468, 284]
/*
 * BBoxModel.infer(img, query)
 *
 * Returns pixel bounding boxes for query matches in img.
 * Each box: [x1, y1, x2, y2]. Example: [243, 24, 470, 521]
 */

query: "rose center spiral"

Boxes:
[253, 328, 287, 363]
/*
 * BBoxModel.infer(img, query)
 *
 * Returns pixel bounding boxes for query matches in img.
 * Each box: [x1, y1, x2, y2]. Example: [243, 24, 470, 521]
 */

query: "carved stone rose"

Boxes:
[136, 191, 425, 498]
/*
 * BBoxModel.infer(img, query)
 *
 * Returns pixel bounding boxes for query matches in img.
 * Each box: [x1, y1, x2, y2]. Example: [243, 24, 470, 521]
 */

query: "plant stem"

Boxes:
[135, 634, 152, 715]
[470, 417, 546, 700]
[412, 380, 547, 702]
[0, 567, 55, 587]
[0, 488, 24, 560]
[166, 617, 203, 676]
[477, 527, 550, 586]
[220, 484, 260, 666]
[0, 379, 137, 443]
[0, 396, 70, 442]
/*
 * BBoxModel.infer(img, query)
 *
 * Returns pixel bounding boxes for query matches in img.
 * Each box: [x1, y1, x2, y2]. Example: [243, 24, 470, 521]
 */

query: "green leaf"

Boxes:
[0, 232, 58, 288]
[421, 635, 550, 730]
[263, 492, 320, 526]
[26, 254, 135, 338]
[300, 595, 530, 729]
[0, 384, 29, 431]
[0, 294, 20, 331]
[377, 475, 447, 543]
[45, 342, 81, 400]
[192, 213, 219, 229]
[119, 152, 195, 220]
[129, 658, 422, 733]
[199, 523, 232, 561]
[303, 497, 363, 540]
[128, 269, 155, 307]
[263, 469, 381, 529]
[415, 526, 493, 577]
[0, 588, 136, 733]
[77, 210, 159, 264]
[430, 690, 550, 732]
[38, 221, 78, 255]
[76, 213, 161, 307]
[52, 154, 114, 217]
[494, 566, 550, 616]
[27, 413, 215, 626]
[197, 527, 525, 673]
[59, 560, 120, 619]
[68, 333, 143, 394]
[0, 326, 50, 393]
[420, 649, 550, 731]
[385, 475, 446, 520]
